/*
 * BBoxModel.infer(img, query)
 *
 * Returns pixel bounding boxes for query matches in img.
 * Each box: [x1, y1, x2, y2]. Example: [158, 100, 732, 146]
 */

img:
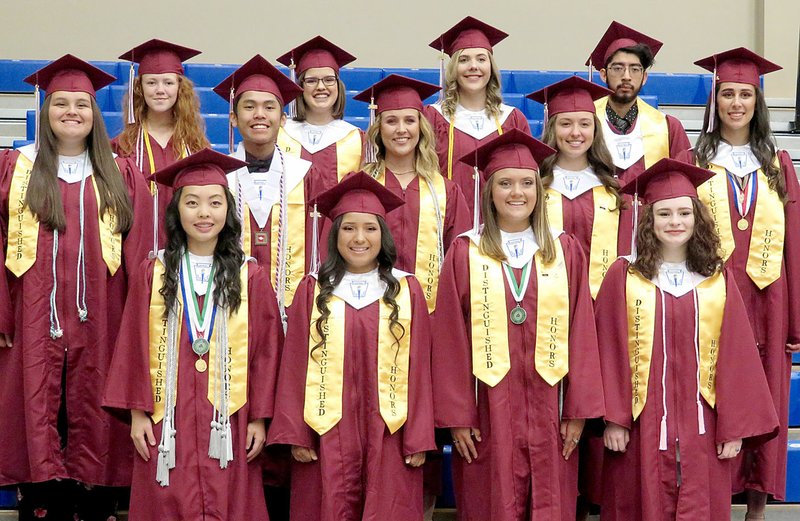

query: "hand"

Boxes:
[717, 439, 742, 459]
[560, 418, 585, 460]
[603, 422, 630, 452]
[245, 419, 266, 463]
[0, 333, 12, 348]
[786, 343, 800, 353]
[130, 409, 156, 461]
[450, 427, 481, 463]
[291, 445, 318, 463]
[405, 452, 426, 467]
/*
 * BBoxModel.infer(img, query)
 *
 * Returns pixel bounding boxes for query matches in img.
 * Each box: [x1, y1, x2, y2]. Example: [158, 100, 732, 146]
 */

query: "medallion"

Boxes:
[510, 305, 527, 325]
[254, 231, 269, 246]
[195, 358, 207, 373]
[192, 337, 210, 356]
[737, 218, 749, 231]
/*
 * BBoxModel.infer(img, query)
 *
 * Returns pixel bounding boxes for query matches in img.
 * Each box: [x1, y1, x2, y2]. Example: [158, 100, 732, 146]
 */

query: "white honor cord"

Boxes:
[310, 204, 320, 275]
[157, 303, 180, 486]
[49, 230, 63, 339]
[75, 152, 88, 321]
[275, 143, 289, 332]
[659, 289, 668, 451]
[691, 288, 706, 436]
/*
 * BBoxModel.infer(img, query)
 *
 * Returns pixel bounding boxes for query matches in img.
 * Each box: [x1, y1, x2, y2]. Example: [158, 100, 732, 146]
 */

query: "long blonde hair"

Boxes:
[441, 49, 504, 120]
[479, 169, 555, 264]
[363, 110, 440, 182]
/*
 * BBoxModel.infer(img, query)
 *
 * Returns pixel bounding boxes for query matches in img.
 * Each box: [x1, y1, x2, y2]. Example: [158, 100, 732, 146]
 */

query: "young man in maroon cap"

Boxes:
[587, 21, 690, 183]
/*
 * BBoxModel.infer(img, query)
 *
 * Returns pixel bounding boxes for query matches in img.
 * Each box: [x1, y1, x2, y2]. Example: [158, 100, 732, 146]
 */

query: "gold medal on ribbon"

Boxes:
[737, 218, 749, 231]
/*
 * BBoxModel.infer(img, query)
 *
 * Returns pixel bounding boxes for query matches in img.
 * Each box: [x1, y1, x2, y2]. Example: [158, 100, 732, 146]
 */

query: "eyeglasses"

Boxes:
[606, 64, 645, 77]
[302, 76, 338, 87]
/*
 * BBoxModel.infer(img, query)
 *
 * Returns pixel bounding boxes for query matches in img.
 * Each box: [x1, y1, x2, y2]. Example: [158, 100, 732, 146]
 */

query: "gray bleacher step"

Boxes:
[0, 121, 25, 138]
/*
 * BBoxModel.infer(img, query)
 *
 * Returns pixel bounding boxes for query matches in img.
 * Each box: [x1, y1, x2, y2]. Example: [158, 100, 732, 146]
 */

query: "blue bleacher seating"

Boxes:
[383, 68, 439, 85]
[793, 352, 800, 364]
[438, 444, 456, 508]
[507, 71, 574, 95]
[787, 440, 800, 502]
[339, 67, 384, 91]
[790, 370, 800, 427]
[0, 486, 15, 508]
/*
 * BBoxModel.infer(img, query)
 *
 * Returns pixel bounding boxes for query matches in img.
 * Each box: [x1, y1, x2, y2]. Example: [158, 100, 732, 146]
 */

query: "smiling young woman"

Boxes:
[113, 40, 210, 251]
[0, 55, 152, 521]
[423, 16, 531, 221]
[595, 158, 778, 521]
[268, 172, 435, 520]
[356, 74, 471, 314]
[103, 149, 283, 521]
[431, 129, 604, 520]
[276, 36, 364, 187]
[683, 47, 800, 520]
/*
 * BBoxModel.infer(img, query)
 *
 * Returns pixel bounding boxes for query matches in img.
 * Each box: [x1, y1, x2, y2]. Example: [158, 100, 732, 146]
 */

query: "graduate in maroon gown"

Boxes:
[585, 21, 690, 184]
[528, 75, 630, 516]
[432, 129, 604, 520]
[0, 55, 152, 521]
[103, 149, 283, 520]
[423, 16, 531, 220]
[595, 158, 779, 521]
[113, 39, 210, 252]
[213, 56, 329, 319]
[680, 48, 800, 519]
[276, 36, 365, 185]
[356, 74, 471, 313]
[268, 172, 435, 521]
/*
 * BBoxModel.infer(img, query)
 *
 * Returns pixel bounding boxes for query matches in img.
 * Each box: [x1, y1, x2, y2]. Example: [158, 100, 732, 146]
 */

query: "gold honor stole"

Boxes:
[376, 171, 447, 312]
[241, 184, 306, 306]
[595, 97, 669, 168]
[6, 153, 121, 277]
[304, 277, 412, 435]
[278, 127, 362, 182]
[625, 270, 725, 419]
[148, 259, 249, 423]
[467, 239, 570, 387]
[697, 163, 784, 289]
[545, 186, 619, 298]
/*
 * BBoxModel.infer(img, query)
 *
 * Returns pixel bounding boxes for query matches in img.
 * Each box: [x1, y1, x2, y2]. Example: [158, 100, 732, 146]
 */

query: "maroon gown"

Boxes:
[268, 274, 436, 521]
[423, 104, 531, 220]
[103, 259, 283, 520]
[112, 133, 182, 250]
[679, 148, 800, 500]
[0, 147, 152, 486]
[431, 233, 605, 521]
[379, 169, 471, 282]
[595, 259, 779, 521]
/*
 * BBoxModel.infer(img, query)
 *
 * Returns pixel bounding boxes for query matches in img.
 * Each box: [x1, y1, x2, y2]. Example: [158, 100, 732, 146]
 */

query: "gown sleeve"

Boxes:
[246, 263, 285, 421]
[267, 275, 318, 449]
[116, 156, 154, 268]
[778, 150, 800, 344]
[103, 258, 157, 413]
[430, 238, 480, 429]
[402, 276, 436, 456]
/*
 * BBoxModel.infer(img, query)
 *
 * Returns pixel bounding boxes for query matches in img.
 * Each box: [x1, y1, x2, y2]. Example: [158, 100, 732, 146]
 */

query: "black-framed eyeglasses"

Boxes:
[302, 76, 338, 87]
[606, 64, 645, 77]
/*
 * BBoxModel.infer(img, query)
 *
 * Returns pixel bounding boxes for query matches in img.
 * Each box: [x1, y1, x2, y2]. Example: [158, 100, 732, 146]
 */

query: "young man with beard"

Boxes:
[587, 21, 690, 183]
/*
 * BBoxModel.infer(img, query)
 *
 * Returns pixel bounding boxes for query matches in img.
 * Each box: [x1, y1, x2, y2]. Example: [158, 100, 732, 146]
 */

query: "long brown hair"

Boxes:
[539, 113, 624, 210]
[26, 95, 133, 233]
[441, 49, 504, 120]
[479, 169, 556, 264]
[311, 215, 405, 362]
[694, 84, 785, 201]
[117, 75, 209, 157]
[362, 110, 440, 181]
[631, 198, 722, 280]
[293, 69, 346, 121]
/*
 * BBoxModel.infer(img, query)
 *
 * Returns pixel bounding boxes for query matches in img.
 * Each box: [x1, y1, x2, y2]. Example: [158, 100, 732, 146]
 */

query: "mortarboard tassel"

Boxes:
[228, 87, 235, 154]
[587, 61, 594, 84]
[365, 95, 378, 164]
[34, 84, 41, 152]
[471, 164, 481, 233]
[542, 101, 549, 138]
[706, 65, 718, 133]
[127, 62, 135, 125]
[287, 57, 297, 120]
[437, 47, 446, 102]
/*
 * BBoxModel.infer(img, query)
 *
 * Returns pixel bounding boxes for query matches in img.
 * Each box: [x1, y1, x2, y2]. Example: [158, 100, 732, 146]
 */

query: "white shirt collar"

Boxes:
[710, 142, 761, 178]
[57, 153, 92, 184]
[549, 166, 603, 200]
[282, 119, 358, 154]
[431, 102, 514, 140]
[500, 227, 538, 268]
[652, 261, 710, 297]
[329, 268, 410, 309]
